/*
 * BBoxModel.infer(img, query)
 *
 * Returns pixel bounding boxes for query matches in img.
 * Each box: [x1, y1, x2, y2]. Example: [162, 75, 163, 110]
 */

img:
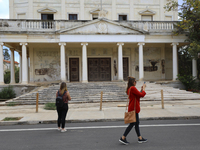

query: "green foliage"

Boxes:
[2, 117, 22, 121]
[164, 0, 200, 59]
[0, 86, 16, 99]
[44, 102, 56, 110]
[4, 67, 19, 84]
[6, 102, 17, 106]
[3, 48, 10, 60]
[177, 74, 196, 90]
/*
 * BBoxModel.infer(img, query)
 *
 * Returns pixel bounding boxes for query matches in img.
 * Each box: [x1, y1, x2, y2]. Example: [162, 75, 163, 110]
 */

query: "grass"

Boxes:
[6, 102, 17, 106]
[44, 102, 56, 110]
[2, 117, 22, 121]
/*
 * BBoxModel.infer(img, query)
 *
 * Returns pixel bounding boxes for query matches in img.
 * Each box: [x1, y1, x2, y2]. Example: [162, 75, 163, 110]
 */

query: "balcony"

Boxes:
[0, 19, 177, 34]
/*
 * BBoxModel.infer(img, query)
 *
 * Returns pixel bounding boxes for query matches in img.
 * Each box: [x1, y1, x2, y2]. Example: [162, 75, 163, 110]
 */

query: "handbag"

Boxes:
[124, 87, 136, 124]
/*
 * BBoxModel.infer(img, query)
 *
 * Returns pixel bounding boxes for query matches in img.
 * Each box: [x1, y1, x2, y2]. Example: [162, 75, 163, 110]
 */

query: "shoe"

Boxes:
[119, 137, 129, 145]
[57, 127, 61, 131]
[138, 137, 147, 143]
[61, 129, 67, 133]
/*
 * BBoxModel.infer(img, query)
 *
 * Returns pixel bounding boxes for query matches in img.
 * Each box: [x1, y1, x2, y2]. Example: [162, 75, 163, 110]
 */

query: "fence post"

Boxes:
[161, 90, 164, 109]
[36, 93, 39, 113]
[100, 91, 103, 111]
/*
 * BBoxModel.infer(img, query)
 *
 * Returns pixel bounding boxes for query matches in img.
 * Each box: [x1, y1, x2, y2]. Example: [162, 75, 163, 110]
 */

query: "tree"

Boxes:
[3, 48, 10, 60]
[164, 0, 200, 60]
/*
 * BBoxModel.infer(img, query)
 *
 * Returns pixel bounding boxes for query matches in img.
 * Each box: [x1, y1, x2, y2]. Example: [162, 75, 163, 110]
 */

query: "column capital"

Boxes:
[171, 42, 179, 46]
[81, 42, 88, 46]
[59, 42, 66, 46]
[10, 48, 15, 51]
[137, 42, 145, 46]
[117, 42, 124, 46]
[20, 43, 28, 46]
[0, 43, 4, 46]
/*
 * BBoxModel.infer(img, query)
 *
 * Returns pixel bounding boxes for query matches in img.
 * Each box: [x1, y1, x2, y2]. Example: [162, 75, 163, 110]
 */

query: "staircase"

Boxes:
[9, 81, 200, 105]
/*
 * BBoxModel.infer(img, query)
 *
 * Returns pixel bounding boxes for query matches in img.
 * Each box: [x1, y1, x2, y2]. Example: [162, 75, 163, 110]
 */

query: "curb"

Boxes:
[0, 116, 200, 126]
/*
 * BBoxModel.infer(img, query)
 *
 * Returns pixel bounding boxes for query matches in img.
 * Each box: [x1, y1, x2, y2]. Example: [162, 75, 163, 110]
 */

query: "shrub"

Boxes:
[0, 86, 16, 99]
[177, 74, 196, 91]
[44, 102, 56, 110]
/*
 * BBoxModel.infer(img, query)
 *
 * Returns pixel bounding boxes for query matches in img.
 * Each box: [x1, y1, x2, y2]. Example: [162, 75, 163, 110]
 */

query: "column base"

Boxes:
[139, 78, 144, 81]
[82, 80, 88, 83]
[0, 82, 5, 85]
[21, 81, 28, 84]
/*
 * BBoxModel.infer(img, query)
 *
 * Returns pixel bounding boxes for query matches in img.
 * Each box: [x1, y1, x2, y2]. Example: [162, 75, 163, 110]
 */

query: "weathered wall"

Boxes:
[10, 0, 178, 21]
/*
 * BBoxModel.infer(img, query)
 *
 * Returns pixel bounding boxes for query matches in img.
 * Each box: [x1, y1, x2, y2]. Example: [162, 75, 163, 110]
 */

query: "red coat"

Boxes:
[127, 86, 146, 113]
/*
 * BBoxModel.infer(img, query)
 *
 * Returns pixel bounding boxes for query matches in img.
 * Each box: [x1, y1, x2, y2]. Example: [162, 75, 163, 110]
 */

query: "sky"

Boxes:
[0, 0, 184, 62]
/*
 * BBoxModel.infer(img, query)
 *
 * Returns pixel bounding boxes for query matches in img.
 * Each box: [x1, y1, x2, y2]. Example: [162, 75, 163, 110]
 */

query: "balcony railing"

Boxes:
[0, 19, 177, 33]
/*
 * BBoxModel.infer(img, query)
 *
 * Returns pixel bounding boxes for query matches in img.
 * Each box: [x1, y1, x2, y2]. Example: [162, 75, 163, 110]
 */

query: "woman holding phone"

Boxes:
[119, 77, 147, 145]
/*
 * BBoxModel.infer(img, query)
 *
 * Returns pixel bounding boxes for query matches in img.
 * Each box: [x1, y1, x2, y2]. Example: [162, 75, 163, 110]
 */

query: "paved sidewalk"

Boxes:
[0, 100, 200, 125]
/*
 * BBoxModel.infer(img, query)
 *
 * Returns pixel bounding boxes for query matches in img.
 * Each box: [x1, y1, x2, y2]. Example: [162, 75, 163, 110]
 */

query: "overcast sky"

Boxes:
[0, 0, 184, 62]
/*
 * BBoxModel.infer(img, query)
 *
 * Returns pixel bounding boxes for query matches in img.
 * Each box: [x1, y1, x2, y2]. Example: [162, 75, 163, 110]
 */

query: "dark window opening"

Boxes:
[69, 14, 78, 20]
[119, 15, 127, 21]
[41, 14, 54, 28]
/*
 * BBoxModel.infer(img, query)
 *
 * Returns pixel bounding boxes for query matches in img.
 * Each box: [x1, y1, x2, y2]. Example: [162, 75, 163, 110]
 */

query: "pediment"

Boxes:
[89, 8, 108, 14]
[58, 18, 147, 35]
[37, 7, 57, 13]
[139, 9, 156, 15]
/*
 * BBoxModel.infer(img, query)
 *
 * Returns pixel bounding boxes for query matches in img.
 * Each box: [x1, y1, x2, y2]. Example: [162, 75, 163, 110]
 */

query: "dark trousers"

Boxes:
[56, 103, 68, 129]
[123, 113, 141, 137]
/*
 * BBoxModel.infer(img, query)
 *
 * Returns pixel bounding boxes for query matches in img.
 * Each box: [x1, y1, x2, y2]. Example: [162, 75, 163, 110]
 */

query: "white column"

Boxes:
[19, 52, 22, 83]
[172, 43, 179, 81]
[81, 43, 88, 83]
[0, 43, 4, 85]
[9, 0, 14, 19]
[138, 43, 145, 81]
[20, 43, 28, 84]
[10, 48, 15, 84]
[117, 43, 124, 81]
[192, 59, 197, 78]
[59, 43, 66, 81]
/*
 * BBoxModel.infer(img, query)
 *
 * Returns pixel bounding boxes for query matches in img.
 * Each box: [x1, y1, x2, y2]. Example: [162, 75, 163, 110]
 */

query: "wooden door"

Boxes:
[69, 58, 79, 82]
[88, 58, 111, 81]
[123, 57, 129, 81]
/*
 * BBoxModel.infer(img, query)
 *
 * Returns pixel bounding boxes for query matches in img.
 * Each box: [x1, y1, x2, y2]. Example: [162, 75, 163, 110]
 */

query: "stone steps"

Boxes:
[9, 81, 200, 105]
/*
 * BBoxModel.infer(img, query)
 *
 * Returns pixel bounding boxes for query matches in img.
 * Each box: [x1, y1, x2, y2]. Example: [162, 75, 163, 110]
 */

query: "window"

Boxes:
[41, 14, 54, 20]
[141, 15, 153, 21]
[41, 14, 54, 28]
[92, 14, 98, 20]
[69, 14, 78, 20]
[119, 15, 127, 21]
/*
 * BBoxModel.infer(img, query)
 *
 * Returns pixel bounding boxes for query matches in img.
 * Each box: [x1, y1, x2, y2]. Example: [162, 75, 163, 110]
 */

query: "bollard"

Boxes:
[161, 90, 164, 109]
[36, 93, 39, 113]
[100, 91, 103, 111]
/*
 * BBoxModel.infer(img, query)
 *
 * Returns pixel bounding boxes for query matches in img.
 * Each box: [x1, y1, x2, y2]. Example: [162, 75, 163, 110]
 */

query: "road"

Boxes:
[0, 119, 200, 150]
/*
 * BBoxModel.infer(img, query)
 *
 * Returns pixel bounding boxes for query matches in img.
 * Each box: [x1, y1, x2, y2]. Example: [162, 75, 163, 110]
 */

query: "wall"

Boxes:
[10, 0, 178, 21]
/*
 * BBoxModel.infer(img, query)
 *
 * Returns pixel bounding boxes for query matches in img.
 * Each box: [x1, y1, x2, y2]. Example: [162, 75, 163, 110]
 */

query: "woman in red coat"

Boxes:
[119, 77, 147, 145]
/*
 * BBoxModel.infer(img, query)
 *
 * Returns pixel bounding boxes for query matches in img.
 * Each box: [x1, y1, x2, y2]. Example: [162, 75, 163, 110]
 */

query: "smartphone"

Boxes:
[144, 82, 146, 84]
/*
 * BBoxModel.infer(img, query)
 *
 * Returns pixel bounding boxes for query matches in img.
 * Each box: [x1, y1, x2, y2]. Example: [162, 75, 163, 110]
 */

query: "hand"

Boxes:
[141, 86, 143, 91]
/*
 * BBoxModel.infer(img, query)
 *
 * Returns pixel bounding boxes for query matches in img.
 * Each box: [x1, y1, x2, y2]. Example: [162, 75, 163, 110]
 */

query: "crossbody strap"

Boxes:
[125, 86, 136, 112]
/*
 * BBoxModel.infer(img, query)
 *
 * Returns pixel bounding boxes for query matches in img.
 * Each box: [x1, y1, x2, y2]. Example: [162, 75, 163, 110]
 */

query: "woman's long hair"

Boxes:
[126, 77, 136, 93]
[59, 82, 67, 95]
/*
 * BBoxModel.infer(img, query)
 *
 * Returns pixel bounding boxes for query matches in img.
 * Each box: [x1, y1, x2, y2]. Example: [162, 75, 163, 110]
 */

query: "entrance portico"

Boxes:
[0, 18, 187, 84]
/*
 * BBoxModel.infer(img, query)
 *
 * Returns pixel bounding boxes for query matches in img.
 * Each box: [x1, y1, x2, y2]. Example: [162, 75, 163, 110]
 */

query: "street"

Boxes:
[0, 119, 200, 150]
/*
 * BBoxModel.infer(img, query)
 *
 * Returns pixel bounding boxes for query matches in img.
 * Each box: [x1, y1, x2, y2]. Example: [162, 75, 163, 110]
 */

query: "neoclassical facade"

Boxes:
[0, 0, 197, 84]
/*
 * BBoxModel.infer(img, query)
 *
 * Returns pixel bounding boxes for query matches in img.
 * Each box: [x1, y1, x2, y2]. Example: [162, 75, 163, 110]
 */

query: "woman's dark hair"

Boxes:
[60, 82, 67, 95]
[126, 77, 136, 93]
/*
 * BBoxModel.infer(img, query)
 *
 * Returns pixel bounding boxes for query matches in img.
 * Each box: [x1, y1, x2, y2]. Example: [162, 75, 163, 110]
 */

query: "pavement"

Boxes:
[1, 99, 200, 126]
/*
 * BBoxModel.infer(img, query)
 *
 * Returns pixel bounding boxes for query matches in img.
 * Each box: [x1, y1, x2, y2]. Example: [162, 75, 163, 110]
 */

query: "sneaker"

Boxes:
[57, 127, 61, 131]
[61, 129, 67, 133]
[138, 137, 147, 143]
[119, 137, 129, 145]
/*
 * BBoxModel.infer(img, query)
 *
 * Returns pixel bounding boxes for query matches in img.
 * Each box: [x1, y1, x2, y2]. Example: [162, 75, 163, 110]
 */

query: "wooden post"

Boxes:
[161, 90, 164, 109]
[100, 91, 103, 111]
[36, 93, 39, 113]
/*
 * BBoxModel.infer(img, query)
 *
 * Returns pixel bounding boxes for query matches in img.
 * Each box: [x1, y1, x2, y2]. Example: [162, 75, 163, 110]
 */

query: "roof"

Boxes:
[3, 60, 19, 64]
